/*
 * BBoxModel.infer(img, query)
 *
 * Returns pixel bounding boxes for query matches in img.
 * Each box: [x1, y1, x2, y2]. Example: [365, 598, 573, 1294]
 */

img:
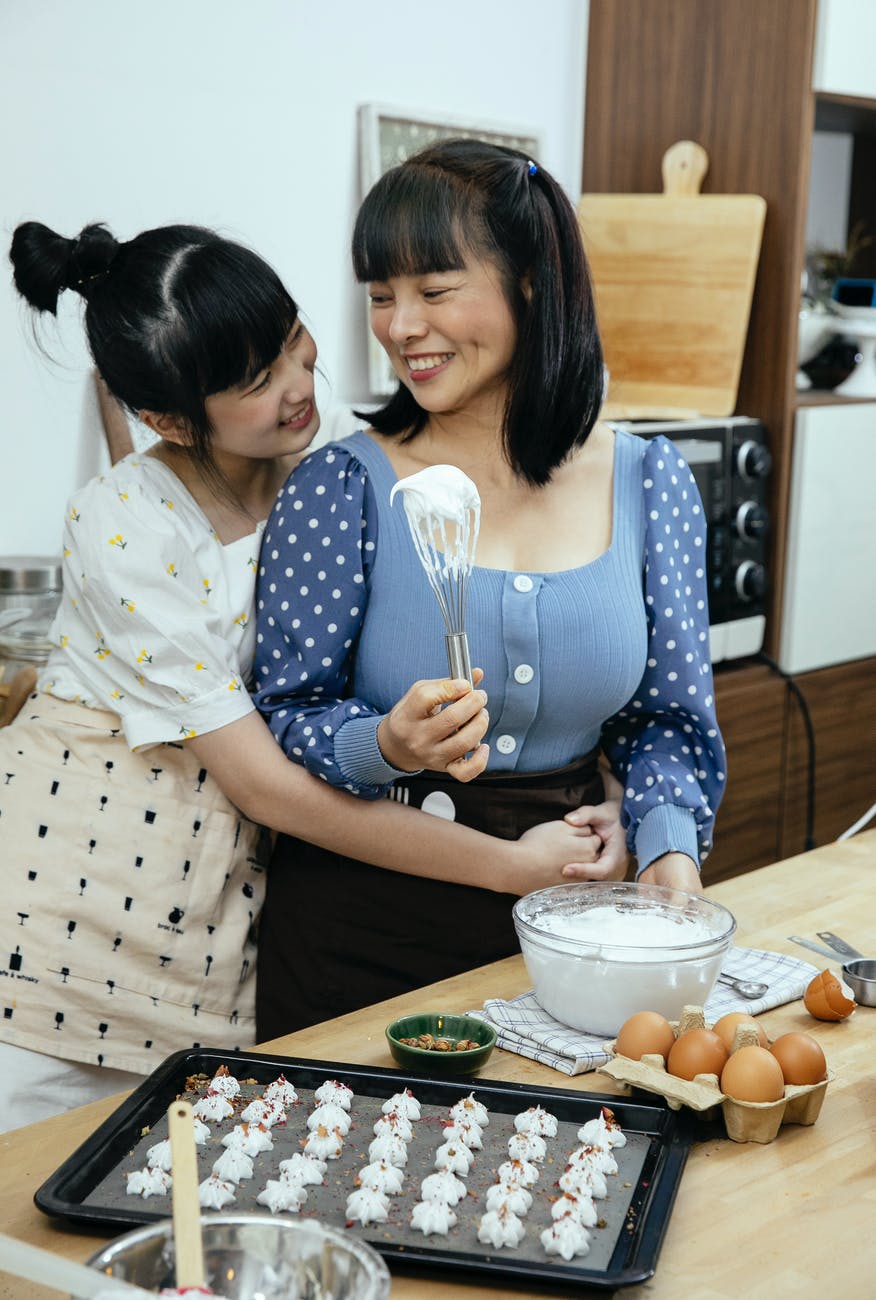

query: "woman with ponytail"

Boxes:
[253, 139, 726, 1036]
[2, 219, 617, 1130]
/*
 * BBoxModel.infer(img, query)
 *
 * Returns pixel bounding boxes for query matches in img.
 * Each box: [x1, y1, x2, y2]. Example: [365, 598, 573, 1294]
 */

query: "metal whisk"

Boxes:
[390, 465, 481, 684]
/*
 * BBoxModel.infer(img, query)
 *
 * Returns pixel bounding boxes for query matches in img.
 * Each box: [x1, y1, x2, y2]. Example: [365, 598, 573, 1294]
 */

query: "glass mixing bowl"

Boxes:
[513, 881, 736, 1036]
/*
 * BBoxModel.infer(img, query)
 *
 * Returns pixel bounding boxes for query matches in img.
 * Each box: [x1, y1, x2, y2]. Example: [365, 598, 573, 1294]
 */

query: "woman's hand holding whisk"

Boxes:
[376, 672, 490, 781]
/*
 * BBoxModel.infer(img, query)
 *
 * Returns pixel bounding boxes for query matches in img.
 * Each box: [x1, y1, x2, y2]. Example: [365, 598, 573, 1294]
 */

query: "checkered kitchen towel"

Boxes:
[468, 946, 821, 1076]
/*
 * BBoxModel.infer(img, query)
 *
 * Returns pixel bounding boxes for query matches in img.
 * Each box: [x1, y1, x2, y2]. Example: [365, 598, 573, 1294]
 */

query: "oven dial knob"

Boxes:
[737, 440, 772, 480]
[735, 501, 770, 540]
[735, 560, 767, 602]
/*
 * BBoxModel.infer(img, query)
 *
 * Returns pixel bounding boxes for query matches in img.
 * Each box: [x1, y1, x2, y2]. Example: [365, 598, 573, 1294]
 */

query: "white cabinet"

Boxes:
[779, 402, 876, 674]
[813, 0, 876, 97]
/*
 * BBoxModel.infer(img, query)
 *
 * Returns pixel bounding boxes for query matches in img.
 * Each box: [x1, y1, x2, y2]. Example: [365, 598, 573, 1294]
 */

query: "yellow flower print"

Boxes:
[160, 497, 175, 510]
[166, 563, 179, 578]
[137, 648, 153, 665]
[200, 578, 212, 604]
[94, 633, 111, 660]
[194, 661, 205, 671]
[108, 534, 127, 549]
[64, 546, 71, 558]
[60, 634, 69, 648]
[227, 678, 242, 692]
[247, 555, 258, 570]
[69, 508, 80, 523]
[120, 597, 136, 612]
[136, 673, 146, 686]
[110, 688, 125, 701]
[118, 491, 129, 503]
[179, 726, 197, 739]
[234, 613, 249, 628]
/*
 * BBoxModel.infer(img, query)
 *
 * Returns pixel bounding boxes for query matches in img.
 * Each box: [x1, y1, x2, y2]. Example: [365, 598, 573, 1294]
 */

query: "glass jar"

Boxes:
[0, 555, 63, 668]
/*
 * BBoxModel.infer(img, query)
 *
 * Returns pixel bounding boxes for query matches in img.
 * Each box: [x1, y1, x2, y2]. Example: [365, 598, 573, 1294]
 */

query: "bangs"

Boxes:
[352, 167, 480, 283]
[172, 242, 298, 396]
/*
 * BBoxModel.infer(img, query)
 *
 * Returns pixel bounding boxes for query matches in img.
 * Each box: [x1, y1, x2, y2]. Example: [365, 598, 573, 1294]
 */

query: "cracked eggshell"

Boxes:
[803, 969, 856, 1021]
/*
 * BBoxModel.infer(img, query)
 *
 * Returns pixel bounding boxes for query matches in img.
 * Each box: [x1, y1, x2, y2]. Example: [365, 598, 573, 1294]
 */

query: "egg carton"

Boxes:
[601, 1006, 832, 1144]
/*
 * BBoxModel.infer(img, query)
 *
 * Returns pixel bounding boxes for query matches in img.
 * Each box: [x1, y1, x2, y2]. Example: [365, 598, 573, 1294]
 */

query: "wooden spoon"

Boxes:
[167, 1100, 206, 1291]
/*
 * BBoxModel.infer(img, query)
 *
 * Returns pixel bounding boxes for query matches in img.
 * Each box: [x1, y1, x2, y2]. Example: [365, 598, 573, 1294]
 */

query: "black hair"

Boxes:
[351, 138, 603, 486]
[9, 222, 298, 475]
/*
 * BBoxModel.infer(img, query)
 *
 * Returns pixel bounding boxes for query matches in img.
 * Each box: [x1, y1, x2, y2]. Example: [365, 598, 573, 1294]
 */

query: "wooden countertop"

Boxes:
[1, 831, 874, 1299]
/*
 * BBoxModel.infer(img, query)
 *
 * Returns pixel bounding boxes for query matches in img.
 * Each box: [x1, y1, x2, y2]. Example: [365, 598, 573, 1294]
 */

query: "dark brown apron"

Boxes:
[256, 751, 602, 1039]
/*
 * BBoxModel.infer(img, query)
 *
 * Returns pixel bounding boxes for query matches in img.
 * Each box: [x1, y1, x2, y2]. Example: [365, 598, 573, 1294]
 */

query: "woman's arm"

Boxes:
[188, 711, 604, 895]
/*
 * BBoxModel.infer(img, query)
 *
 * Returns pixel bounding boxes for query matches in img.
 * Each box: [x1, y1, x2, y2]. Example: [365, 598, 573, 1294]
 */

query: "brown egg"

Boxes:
[769, 1032, 828, 1086]
[666, 1027, 729, 1081]
[615, 1011, 676, 1061]
[803, 969, 857, 1021]
[711, 1011, 769, 1052]
[720, 1045, 785, 1102]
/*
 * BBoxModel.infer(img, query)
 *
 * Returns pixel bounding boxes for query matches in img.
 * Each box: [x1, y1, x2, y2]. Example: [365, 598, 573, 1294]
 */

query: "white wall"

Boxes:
[0, 0, 589, 557]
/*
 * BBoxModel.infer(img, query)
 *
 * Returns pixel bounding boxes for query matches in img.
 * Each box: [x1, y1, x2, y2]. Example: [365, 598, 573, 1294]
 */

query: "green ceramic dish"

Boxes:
[385, 1012, 497, 1075]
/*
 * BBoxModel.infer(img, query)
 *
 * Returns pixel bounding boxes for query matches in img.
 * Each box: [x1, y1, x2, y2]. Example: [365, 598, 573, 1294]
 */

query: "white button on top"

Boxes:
[513, 574, 533, 593]
[514, 663, 534, 684]
[496, 734, 517, 754]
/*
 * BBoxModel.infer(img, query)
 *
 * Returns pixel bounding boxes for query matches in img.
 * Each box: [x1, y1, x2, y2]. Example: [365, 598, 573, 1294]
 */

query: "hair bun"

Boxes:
[9, 220, 118, 314]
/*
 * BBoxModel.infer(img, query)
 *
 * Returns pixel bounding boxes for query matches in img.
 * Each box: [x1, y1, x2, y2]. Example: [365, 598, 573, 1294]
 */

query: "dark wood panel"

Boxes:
[780, 656, 876, 856]
[583, 0, 818, 655]
[815, 92, 876, 136]
[704, 662, 787, 885]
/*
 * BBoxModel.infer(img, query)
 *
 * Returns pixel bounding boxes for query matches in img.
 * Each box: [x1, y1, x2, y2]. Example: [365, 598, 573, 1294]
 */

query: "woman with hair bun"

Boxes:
[254, 139, 726, 1036]
[1, 218, 614, 1131]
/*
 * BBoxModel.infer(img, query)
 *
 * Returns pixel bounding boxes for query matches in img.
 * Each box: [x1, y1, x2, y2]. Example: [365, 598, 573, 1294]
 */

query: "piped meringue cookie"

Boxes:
[357, 1159, 405, 1196]
[382, 1089, 421, 1121]
[373, 1110, 414, 1142]
[211, 1147, 254, 1184]
[567, 1142, 618, 1176]
[540, 1213, 591, 1260]
[209, 1065, 241, 1100]
[420, 1170, 468, 1206]
[513, 1105, 558, 1138]
[144, 1138, 173, 1172]
[239, 1096, 286, 1127]
[256, 1178, 307, 1214]
[263, 1073, 298, 1107]
[198, 1174, 236, 1209]
[308, 1102, 352, 1136]
[367, 1134, 409, 1167]
[550, 1192, 598, 1227]
[484, 1181, 533, 1216]
[441, 1119, 483, 1150]
[507, 1131, 547, 1164]
[449, 1092, 489, 1127]
[477, 1205, 526, 1249]
[193, 1090, 234, 1123]
[433, 1140, 474, 1176]
[558, 1160, 608, 1200]
[497, 1157, 539, 1189]
[577, 1106, 627, 1150]
[314, 1079, 354, 1111]
[410, 1199, 458, 1236]
[278, 1152, 327, 1186]
[222, 1121, 274, 1157]
[346, 1186, 391, 1226]
[192, 1118, 211, 1145]
[303, 1123, 344, 1159]
[125, 1167, 171, 1199]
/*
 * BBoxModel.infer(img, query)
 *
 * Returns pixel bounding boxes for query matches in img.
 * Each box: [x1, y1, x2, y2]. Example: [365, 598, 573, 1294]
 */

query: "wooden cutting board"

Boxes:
[577, 141, 767, 418]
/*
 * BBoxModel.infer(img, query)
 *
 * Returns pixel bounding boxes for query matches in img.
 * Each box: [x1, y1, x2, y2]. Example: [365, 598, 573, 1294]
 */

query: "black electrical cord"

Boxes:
[757, 652, 817, 851]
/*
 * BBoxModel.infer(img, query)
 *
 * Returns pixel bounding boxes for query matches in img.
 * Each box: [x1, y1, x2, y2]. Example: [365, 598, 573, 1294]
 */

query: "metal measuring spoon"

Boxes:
[717, 973, 769, 1000]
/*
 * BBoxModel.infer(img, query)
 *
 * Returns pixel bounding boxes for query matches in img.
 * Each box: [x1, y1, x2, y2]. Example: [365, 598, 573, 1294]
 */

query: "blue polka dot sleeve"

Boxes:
[253, 445, 409, 799]
[601, 438, 726, 875]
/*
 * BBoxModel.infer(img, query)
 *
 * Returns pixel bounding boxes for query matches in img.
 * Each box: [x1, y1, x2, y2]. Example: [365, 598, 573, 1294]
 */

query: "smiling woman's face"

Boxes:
[203, 322, 320, 460]
[367, 255, 518, 422]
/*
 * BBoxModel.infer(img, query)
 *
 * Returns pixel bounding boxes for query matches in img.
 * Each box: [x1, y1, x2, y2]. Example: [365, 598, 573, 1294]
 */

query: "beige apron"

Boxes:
[0, 693, 269, 1074]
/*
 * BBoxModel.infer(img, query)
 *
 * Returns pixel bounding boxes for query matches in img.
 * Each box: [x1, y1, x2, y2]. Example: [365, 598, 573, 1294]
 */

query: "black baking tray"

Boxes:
[35, 1048, 693, 1292]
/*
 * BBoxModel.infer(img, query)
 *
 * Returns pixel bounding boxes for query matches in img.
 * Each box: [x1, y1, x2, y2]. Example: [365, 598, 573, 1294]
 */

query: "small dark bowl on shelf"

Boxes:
[800, 334, 862, 390]
[385, 1012, 497, 1075]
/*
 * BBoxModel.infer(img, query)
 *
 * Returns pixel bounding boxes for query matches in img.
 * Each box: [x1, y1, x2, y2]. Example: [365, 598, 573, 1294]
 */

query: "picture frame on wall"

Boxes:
[357, 103, 544, 398]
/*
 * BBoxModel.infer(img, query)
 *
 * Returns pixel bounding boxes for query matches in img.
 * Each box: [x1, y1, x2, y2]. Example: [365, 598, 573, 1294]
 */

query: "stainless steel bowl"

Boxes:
[842, 958, 876, 1007]
[83, 1213, 391, 1299]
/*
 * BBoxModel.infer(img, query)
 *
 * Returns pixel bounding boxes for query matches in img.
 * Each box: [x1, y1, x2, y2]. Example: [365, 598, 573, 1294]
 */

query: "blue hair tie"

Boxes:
[527, 161, 538, 177]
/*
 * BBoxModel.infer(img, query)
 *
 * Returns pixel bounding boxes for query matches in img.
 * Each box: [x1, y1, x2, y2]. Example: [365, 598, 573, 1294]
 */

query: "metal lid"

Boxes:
[0, 555, 63, 593]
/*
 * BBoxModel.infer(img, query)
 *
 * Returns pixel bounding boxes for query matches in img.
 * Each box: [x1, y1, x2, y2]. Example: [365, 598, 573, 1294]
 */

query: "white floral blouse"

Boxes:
[39, 454, 261, 750]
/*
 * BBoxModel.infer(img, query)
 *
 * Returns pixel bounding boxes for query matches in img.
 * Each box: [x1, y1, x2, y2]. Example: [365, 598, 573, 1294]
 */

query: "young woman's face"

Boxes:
[368, 254, 518, 422]
[204, 321, 319, 459]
